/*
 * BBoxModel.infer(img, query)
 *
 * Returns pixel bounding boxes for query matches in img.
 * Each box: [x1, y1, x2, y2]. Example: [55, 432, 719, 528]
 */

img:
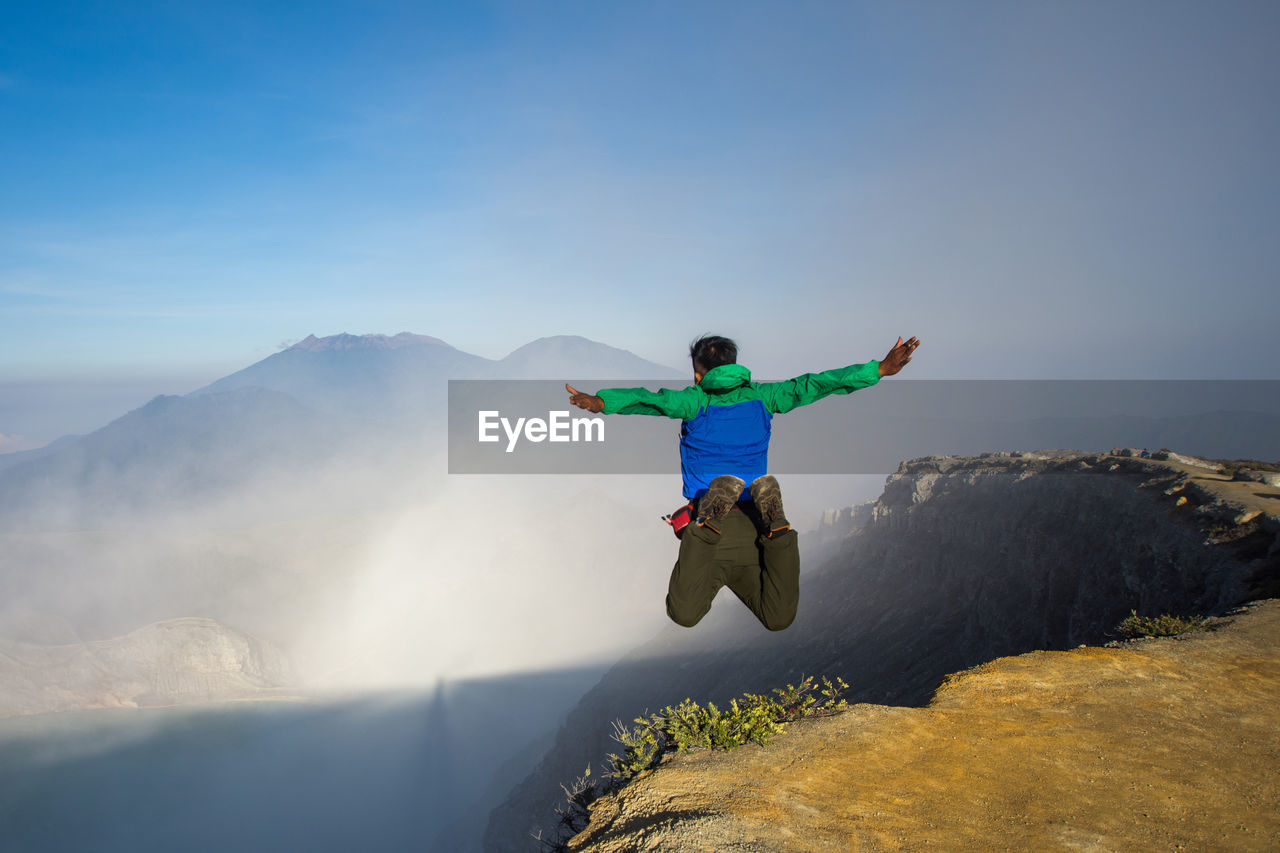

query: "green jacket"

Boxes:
[597, 360, 881, 498]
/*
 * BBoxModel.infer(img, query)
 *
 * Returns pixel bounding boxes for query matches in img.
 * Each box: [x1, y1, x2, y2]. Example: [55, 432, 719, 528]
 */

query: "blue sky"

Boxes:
[2, 0, 1278, 445]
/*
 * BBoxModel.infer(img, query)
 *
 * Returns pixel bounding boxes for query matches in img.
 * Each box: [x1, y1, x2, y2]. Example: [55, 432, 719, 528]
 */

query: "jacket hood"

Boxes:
[699, 363, 752, 392]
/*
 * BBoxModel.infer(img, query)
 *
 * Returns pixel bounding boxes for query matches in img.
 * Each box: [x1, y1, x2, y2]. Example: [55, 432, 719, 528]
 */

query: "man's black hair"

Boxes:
[690, 335, 738, 373]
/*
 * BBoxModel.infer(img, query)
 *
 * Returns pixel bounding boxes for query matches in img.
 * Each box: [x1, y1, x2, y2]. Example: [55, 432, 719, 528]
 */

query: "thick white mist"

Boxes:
[293, 473, 682, 688]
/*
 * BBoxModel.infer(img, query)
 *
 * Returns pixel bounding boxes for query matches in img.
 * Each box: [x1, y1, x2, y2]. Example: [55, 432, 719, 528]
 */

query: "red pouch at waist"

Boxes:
[662, 501, 695, 539]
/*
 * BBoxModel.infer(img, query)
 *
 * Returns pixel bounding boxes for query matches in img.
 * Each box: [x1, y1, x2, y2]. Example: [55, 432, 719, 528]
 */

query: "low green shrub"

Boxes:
[607, 674, 849, 785]
[537, 675, 849, 851]
[1115, 610, 1206, 639]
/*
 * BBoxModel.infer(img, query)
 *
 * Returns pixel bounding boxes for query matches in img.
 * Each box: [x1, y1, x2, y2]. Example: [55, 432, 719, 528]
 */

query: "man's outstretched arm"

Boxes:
[565, 383, 700, 419]
[760, 336, 920, 414]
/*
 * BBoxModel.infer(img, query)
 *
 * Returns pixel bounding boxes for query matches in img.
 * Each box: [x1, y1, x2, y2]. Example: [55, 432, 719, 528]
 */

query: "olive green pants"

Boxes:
[666, 507, 800, 631]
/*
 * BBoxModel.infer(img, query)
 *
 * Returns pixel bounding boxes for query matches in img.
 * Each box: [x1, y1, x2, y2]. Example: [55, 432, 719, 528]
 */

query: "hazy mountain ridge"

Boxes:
[195, 332, 680, 417]
[0, 434, 83, 475]
[485, 450, 1280, 851]
[0, 387, 378, 531]
[289, 332, 454, 351]
[0, 333, 681, 529]
[197, 332, 493, 418]
[491, 336, 684, 380]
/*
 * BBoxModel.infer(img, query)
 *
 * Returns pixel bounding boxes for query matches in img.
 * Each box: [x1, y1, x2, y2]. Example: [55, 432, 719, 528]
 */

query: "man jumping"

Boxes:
[566, 334, 919, 630]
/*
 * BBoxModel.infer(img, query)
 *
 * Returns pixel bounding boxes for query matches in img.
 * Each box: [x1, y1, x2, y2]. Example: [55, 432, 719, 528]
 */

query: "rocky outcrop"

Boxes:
[0, 617, 294, 716]
[808, 499, 875, 549]
[485, 451, 1280, 851]
[570, 599, 1280, 852]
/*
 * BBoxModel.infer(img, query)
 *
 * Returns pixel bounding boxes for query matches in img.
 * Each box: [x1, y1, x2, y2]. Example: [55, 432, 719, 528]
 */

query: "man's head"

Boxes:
[690, 335, 737, 382]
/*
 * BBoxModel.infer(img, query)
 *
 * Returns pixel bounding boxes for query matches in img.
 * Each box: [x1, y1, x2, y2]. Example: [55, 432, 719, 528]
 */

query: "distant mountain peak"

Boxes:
[501, 334, 622, 356]
[495, 335, 683, 378]
[289, 332, 453, 352]
[518, 334, 594, 347]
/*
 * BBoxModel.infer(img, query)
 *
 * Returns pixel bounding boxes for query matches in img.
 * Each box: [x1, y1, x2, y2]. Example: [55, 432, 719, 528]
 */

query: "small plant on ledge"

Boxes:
[606, 674, 849, 785]
[535, 675, 849, 852]
[1115, 610, 1206, 639]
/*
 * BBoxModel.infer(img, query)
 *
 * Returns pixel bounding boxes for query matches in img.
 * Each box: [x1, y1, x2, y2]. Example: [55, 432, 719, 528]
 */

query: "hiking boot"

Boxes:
[696, 475, 745, 531]
[749, 474, 790, 537]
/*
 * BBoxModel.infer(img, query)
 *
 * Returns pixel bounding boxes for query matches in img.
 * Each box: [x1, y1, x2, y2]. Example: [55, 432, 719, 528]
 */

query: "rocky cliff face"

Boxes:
[0, 617, 295, 716]
[485, 451, 1280, 851]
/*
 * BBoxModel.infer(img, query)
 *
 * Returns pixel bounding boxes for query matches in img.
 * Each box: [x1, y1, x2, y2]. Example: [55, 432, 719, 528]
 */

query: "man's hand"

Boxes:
[566, 383, 605, 413]
[878, 336, 920, 377]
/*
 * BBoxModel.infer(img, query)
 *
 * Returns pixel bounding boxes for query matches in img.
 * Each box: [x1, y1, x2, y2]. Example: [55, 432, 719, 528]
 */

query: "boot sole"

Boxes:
[749, 475, 787, 531]
[698, 475, 746, 524]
